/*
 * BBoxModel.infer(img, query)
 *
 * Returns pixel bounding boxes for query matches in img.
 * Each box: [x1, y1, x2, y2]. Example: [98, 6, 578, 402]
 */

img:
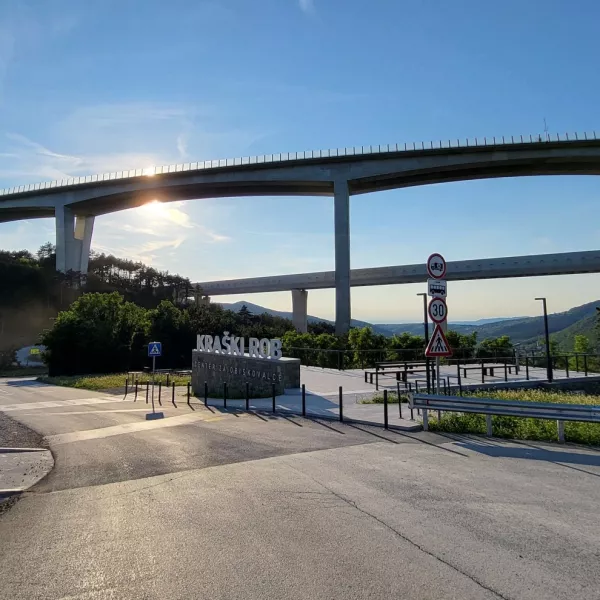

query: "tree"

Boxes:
[574, 334, 591, 355]
[477, 335, 513, 359]
[347, 327, 387, 368]
[41, 292, 149, 375]
[446, 330, 477, 359]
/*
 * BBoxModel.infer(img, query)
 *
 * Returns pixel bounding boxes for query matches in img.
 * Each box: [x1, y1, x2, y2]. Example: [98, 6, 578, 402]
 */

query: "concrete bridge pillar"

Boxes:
[292, 289, 308, 333]
[55, 205, 95, 274]
[334, 179, 351, 335]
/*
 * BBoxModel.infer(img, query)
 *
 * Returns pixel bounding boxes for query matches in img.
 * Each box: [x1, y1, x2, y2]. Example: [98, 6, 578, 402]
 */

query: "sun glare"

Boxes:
[142, 166, 155, 176]
[141, 200, 166, 216]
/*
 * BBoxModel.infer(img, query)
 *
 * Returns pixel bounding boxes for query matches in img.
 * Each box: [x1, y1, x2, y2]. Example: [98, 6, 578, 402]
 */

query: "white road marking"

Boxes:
[45, 412, 221, 444]
[0, 397, 117, 412]
[15, 409, 151, 416]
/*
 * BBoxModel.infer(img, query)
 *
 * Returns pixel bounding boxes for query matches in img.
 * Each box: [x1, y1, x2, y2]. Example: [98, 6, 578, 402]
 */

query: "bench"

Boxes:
[461, 364, 514, 378]
[365, 366, 436, 389]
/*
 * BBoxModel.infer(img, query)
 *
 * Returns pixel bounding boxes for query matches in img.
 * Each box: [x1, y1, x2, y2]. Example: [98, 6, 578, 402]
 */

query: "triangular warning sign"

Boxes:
[425, 324, 452, 357]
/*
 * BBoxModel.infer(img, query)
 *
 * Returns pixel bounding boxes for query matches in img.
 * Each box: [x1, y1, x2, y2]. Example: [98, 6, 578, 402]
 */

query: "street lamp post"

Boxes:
[535, 297, 553, 382]
[417, 293, 431, 392]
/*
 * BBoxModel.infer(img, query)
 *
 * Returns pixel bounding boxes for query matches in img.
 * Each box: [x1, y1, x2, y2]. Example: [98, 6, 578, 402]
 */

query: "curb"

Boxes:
[0, 447, 48, 453]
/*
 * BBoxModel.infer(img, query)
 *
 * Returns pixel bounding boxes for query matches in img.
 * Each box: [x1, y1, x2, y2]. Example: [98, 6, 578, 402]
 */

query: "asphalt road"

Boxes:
[0, 377, 599, 600]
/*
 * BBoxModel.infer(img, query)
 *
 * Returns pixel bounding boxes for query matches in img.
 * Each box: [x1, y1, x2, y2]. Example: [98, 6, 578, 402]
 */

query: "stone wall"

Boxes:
[191, 350, 301, 398]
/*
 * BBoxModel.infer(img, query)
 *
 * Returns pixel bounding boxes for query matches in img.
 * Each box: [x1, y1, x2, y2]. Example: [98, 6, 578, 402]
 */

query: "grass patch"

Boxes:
[428, 389, 600, 446]
[38, 372, 191, 391]
[359, 391, 409, 404]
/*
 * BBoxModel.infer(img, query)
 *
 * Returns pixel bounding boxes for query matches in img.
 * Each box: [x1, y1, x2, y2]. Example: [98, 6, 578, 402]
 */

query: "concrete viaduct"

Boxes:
[1, 132, 600, 334]
[195, 250, 600, 332]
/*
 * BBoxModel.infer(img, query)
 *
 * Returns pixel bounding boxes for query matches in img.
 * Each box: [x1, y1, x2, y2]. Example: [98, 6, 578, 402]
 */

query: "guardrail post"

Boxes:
[204, 381, 208, 406]
[557, 420, 565, 443]
[486, 414, 493, 437]
[223, 383, 227, 408]
[339, 386, 343, 422]
[565, 356, 569, 378]
[525, 356, 530, 380]
[146, 381, 149, 404]
[481, 360, 485, 383]
[383, 389, 389, 429]
[375, 368, 379, 391]
[584, 355, 588, 376]
[245, 382, 250, 411]
[302, 384, 306, 416]
[504, 362, 508, 382]
[134, 379, 138, 402]
[422, 407, 428, 431]
[157, 381, 162, 407]
[187, 382, 191, 406]
[575, 353, 579, 372]
[172, 381, 177, 407]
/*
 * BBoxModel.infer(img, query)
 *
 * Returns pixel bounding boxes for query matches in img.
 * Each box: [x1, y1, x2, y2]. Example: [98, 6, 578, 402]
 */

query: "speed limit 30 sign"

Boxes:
[428, 297, 447, 324]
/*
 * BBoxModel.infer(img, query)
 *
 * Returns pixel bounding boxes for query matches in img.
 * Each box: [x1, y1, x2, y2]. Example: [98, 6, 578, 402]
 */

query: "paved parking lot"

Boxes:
[0, 377, 599, 599]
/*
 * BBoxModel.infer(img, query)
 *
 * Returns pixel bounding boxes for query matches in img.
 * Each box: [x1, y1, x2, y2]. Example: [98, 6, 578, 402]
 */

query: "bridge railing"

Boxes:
[1, 131, 597, 198]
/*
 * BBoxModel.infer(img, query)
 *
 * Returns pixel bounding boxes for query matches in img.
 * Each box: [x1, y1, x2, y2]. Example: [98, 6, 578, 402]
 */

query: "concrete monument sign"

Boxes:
[192, 332, 300, 397]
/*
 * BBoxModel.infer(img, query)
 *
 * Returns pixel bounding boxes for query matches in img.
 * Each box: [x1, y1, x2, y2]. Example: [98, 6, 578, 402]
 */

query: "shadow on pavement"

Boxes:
[456, 441, 600, 467]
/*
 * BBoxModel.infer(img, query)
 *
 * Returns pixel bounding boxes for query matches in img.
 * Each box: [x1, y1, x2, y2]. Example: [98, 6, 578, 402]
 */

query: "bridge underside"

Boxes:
[1, 136, 600, 333]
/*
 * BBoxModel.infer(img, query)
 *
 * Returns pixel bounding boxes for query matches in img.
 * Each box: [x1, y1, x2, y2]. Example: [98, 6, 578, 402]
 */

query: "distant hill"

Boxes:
[218, 299, 600, 349]
[218, 301, 374, 330]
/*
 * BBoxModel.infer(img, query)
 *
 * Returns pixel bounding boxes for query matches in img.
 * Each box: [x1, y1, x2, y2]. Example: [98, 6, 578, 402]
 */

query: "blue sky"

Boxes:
[1, 0, 599, 323]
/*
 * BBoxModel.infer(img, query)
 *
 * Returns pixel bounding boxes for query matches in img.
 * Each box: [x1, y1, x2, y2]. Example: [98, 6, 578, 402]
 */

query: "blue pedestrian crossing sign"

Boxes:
[148, 342, 162, 357]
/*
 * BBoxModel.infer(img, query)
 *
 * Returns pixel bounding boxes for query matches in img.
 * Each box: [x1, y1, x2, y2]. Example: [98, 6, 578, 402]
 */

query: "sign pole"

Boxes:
[146, 342, 163, 420]
[151, 355, 156, 413]
[436, 356, 441, 393]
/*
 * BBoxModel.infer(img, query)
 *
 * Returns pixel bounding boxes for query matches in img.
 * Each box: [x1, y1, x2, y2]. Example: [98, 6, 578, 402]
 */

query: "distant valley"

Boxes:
[219, 300, 600, 350]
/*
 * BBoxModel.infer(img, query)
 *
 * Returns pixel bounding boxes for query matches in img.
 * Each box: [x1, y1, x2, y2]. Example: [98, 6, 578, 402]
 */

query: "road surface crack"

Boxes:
[283, 461, 512, 600]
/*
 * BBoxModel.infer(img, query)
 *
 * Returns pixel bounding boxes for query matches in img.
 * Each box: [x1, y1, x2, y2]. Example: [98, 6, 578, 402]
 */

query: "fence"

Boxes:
[285, 346, 600, 375]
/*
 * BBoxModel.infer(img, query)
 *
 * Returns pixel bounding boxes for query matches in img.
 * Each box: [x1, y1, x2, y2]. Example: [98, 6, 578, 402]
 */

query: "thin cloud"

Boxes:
[299, 0, 315, 14]
[177, 134, 188, 159]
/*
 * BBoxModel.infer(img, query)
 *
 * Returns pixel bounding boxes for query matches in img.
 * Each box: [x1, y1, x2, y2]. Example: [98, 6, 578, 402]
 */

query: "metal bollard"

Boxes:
[172, 381, 177, 407]
[339, 386, 343, 422]
[302, 384, 306, 417]
[223, 383, 227, 408]
[187, 382, 191, 406]
[272, 383, 276, 413]
[525, 355, 530, 380]
[204, 381, 208, 406]
[157, 381, 162, 407]
[134, 379, 138, 402]
[146, 381, 149, 404]
[584, 355, 588, 376]
[504, 362, 508, 382]
[124, 379, 128, 398]
[383, 389, 389, 429]
[245, 382, 250, 411]
[397, 381, 402, 419]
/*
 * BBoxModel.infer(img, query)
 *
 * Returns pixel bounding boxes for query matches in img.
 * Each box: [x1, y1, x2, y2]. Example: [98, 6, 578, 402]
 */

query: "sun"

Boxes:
[141, 200, 168, 217]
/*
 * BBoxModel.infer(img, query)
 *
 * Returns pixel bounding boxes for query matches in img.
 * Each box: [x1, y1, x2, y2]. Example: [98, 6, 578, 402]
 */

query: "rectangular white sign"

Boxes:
[427, 278, 447, 298]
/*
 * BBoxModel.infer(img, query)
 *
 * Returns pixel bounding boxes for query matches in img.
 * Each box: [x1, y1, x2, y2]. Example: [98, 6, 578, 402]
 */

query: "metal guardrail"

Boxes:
[408, 393, 600, 442]
[0, 131, 597, 197]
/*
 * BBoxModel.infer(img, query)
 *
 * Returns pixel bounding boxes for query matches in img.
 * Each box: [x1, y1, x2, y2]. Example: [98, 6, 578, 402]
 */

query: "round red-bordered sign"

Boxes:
[427, 253, 446, 279]
[428, 297, 447, 324]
